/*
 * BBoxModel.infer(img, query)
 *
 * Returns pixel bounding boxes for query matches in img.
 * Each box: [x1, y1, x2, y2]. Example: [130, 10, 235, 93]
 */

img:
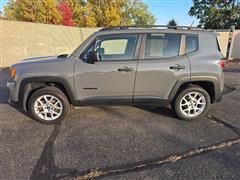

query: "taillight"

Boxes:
[219, 60, 225, 70]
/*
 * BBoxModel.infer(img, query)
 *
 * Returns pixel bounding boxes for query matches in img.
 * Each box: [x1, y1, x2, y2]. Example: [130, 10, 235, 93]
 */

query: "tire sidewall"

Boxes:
[174, 86, 210, 121]
[28, 87, 70, 124]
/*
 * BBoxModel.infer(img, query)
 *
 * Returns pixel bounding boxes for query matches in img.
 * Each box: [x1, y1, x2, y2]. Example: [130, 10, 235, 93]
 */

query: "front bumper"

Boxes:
[7, 81, 18, 102]
[8, 98, 20, 107]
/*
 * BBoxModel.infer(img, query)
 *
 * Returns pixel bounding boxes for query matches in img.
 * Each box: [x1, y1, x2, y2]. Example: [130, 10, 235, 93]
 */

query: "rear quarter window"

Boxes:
[185, 35, 198, 53]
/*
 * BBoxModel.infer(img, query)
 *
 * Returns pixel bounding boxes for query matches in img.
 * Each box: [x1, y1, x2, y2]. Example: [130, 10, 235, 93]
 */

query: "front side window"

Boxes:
[144, 33, 181, 59]
[94, 34, 138, 61]
[185, 35, 198, 53]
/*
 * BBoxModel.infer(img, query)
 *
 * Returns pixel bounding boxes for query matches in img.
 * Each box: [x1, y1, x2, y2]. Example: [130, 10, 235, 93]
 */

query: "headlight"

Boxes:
[11, 67, 16, 78]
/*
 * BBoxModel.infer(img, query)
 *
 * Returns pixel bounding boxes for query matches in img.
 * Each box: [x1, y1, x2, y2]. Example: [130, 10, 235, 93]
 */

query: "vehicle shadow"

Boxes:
[135, 106, 178, 119]
[0, 68, 11, 104]
[0, 87, 34, 120]
[29, 123, 80, 180]
[0, 88, 9, 104]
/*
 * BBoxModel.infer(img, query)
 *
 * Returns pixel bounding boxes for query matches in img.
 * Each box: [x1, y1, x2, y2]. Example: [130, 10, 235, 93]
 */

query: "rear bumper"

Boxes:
[214, 90, 223, 103]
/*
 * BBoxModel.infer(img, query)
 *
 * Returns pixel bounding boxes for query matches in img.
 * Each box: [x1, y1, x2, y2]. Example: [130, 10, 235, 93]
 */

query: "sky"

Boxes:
[143, 0, 198, 26]
[0, 0, 198, 26]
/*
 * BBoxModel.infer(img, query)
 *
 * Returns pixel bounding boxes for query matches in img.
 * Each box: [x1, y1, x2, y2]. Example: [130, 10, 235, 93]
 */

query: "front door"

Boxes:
[133, 33, 191, 105]
[74, 33, 140, 105]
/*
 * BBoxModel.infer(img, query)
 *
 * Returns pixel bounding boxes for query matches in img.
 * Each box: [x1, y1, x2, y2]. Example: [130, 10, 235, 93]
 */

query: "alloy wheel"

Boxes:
[33, 95, 63, 121]
[179, 92, 206, 118]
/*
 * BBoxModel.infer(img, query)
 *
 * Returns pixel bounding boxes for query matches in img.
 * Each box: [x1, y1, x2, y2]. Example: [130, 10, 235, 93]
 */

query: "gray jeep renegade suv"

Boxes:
[7, 26, 225, 124]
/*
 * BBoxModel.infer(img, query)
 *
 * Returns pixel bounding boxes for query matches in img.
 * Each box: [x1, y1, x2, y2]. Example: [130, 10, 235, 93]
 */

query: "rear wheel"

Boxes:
[28, 87, 70, 124]
[173, 85, 210, 120]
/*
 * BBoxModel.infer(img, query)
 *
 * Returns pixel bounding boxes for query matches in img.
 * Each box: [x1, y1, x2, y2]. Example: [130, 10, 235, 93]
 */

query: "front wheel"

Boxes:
[173, 85, 210, 120]
[28, 87, 70, 124]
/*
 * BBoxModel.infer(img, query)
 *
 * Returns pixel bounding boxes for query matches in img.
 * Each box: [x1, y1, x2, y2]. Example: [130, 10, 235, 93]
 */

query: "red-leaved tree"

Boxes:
[57, 2, 74, 26]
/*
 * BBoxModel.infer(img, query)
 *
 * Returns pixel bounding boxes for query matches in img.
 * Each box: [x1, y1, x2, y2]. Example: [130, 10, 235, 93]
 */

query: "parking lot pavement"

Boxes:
[104, 144, 240, 180]
[208, 68, 240, 129]
[0, 68, 10, 88]
[0, 67, 240, 180]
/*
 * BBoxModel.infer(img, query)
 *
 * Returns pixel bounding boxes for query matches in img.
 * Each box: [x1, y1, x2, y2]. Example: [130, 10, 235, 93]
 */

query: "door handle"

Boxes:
[118, 67, 134, 72]
[170, 64, 185, 70]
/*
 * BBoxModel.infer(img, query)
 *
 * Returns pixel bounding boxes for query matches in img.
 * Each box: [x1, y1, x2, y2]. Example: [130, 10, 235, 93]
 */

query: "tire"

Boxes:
[173, 85, 210, 121]
[28, 86, 70, 124]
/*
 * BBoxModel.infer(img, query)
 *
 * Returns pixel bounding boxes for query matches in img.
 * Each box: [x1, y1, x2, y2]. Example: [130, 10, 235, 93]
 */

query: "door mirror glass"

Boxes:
[87, 51, 100, 64]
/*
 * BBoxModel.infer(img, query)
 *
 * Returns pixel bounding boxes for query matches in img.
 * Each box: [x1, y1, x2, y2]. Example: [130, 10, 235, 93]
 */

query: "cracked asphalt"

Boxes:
[0, 67, 240, 180]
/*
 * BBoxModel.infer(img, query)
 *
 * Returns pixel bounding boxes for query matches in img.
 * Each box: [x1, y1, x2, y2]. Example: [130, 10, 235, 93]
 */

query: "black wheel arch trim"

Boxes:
[19, 76, 78, 111]
[169, 76, 222, 103]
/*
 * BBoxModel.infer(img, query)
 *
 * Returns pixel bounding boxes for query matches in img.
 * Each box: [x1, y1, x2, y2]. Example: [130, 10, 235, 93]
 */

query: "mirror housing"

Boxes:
[87, 51, 100, 64]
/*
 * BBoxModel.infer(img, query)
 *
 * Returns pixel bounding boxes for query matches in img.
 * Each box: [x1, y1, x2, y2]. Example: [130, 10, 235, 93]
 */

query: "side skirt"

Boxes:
[75, 96, 170, 107]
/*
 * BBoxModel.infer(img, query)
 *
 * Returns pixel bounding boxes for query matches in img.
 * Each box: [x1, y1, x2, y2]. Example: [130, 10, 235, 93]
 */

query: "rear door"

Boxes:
[133, 33, 191, 105]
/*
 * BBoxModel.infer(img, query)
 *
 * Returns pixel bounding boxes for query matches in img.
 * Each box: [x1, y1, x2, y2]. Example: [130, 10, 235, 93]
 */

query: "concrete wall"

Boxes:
[217, 31, 230, 58]
[0, 19, 100, 67]
[217, 30, 240, 59]
[0, 19, 239, 67]
[229, 30, 240, 60]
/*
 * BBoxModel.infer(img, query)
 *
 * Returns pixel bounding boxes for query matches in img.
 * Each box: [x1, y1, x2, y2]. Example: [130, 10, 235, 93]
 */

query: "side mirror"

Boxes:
[87, 51, 100, 64]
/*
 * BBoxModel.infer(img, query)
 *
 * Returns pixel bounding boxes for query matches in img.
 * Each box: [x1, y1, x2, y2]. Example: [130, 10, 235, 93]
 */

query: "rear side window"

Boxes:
[185, 35, 198, 53]
[144, 33, 181, 59]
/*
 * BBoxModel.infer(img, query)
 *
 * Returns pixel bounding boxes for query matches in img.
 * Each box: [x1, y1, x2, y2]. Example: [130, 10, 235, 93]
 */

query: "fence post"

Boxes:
[226, 26, 235, 60]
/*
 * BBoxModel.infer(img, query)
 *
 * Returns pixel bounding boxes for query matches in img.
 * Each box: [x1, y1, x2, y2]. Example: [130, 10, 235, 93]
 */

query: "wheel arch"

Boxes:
[169, 76, 220, 104]
[19, 76, 77, 111]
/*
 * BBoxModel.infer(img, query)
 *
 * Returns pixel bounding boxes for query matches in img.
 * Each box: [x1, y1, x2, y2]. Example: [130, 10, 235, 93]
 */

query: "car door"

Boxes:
[74, 33, 140, 105]
[133, 33, 191, 105]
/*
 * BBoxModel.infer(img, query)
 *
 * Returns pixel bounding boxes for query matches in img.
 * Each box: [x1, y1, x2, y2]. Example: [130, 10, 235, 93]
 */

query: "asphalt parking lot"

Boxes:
[0, 67, 240, 180]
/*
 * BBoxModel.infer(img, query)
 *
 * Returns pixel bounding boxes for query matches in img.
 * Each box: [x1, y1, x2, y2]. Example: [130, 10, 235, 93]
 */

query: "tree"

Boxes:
[88, 0, 125, 27]
[189, 0, 240, 29]
[167, 19, 177, 26]
[88, 0, 156, 26]
[120, 0, 156, 26]
[57, 1, 74, 26]
[3, 0, 156, 27]
[67, 0, 97, 27]
[4, 0, 62, 24]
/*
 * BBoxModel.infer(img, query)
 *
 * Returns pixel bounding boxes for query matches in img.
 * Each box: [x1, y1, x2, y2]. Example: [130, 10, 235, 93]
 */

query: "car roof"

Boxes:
[97, 26, 217, 36]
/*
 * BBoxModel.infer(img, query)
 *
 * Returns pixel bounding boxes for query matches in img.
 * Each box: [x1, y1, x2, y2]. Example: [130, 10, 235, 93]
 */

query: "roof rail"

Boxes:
[99, 25, 203, 31]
